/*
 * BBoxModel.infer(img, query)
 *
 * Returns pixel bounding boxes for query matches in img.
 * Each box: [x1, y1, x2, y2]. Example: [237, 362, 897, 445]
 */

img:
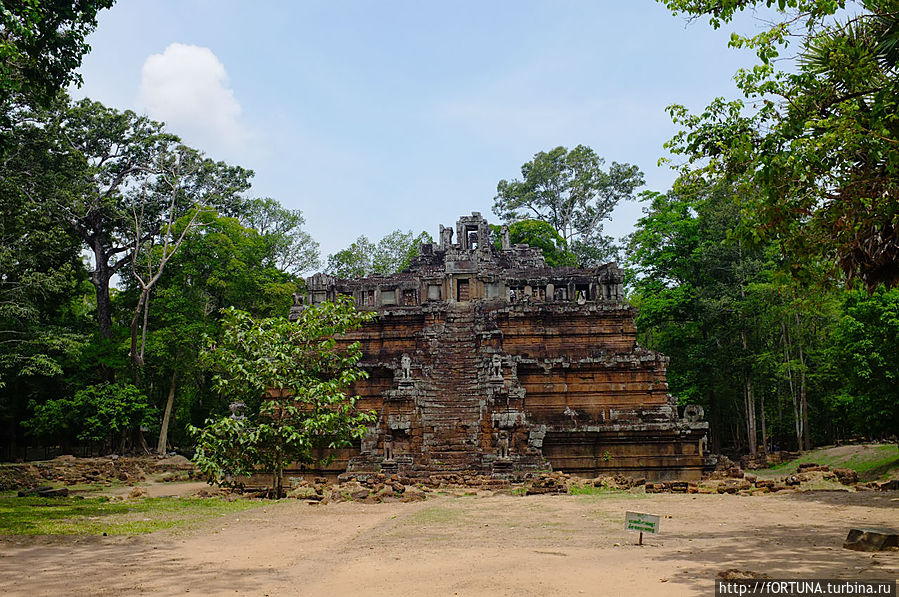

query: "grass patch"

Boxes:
[756, 444, 899, 481]
[0, 496, 262, 536]
[569, 485, 648, 499]
[407, 505, 462, 525]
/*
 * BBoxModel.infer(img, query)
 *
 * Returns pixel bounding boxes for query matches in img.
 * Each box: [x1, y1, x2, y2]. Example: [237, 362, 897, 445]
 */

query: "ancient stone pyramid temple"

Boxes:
[292, 213, 711, 481]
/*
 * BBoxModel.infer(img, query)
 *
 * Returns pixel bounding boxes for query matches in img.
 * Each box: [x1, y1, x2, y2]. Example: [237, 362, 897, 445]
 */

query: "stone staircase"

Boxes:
[415, 305, 485, 474]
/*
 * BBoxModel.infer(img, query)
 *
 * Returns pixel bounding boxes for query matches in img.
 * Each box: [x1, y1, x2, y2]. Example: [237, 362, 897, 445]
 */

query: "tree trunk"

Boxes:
[708, 388, 719, 453]
[781, 318, 802, 450]
[740, 329, 757, 456]
[87, 236, 115, 340]
[736, 240, 756, 455]
[760, 386, 767, 454]
[744, 373, 757, 455]
[129, 290, 148, 370]
[140, 290, 150, 365]
[795, 312, 810, 450]
[87, 238, 117, 381]
[157, 370, 178, 456]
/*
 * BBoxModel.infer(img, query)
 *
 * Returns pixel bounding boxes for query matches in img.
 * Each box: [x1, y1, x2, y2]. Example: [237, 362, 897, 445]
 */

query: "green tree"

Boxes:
[831, 286, 899, 437]
[493, 145, 644, 266]
[490, 220, 577, 267]
[0, 111, 93, 450]
[0, 0, 114, 112]
[660, 0, 899, 290]
[326, 235, 374, 278]
[25, 382, 155, 453]
[371, 230, 432, 274]
[135, 210, 304, 456]
[628, 178, 850, 453]
[13, 97, 254, 345]
[191, 297, 375, 497]
[238, 197, 320, 275]
[326, 229, 432, 278]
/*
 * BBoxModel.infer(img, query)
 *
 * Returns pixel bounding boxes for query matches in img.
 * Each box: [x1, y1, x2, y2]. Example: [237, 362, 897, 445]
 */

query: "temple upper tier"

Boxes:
[292, 212, 623, 317]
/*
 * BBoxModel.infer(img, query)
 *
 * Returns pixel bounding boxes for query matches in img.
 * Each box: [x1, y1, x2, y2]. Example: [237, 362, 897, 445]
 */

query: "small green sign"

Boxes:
[625, 511, 660, 534]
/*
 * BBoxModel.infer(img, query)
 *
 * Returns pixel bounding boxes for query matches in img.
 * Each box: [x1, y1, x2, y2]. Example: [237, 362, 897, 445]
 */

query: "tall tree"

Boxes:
[139, 211, 303, 455]
[659, 0, 899, 290]
[17, 97, 253, 344]
[629, 180, 777, 453]
[493, 145, 644, 266]
[238, 197, 320, 275]
[628, 178, 851, 453]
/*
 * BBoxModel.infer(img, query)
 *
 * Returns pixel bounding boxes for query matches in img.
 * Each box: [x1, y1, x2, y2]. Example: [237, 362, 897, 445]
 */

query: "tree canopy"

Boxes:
[0, 0, 114, 113]
[490, 220, 577, 267]
[492, 145, 644, 266]
[660, 0, 899, 290]
[326, 229, 433, 278]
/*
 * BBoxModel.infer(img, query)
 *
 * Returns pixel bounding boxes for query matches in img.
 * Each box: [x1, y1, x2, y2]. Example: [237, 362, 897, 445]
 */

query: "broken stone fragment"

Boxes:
[843, 527, 899, 552]
[832, 467, 858, 485]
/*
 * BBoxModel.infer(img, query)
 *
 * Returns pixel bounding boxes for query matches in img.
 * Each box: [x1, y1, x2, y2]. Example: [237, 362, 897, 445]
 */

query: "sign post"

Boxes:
[625, 511, 660, 545]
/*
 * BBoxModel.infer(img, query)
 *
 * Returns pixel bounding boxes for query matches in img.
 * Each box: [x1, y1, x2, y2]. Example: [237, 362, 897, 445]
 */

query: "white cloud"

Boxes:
[138, 43, 250, 151]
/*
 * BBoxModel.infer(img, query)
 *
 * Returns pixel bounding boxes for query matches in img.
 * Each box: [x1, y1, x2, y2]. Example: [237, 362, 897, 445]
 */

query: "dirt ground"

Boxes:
[0, 488, 896, 597]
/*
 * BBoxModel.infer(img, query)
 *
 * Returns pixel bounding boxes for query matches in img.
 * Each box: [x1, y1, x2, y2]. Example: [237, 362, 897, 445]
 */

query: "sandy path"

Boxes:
[1, 490, 896, 596]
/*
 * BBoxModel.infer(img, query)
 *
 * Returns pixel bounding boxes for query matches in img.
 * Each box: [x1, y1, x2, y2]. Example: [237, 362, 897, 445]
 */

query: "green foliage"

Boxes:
[660, 0, 899, 290]
[191, 297, 376, 496]
[372, 230, 433, 274]
[627, 178, 849, 451]
[489, 220, 577, 267]
[133, 210, 305, 450]
[831, 287, 899, 435]
[0, 0, 115, 112]
[9, 95, 257, 343]
[326, 229, 433, 278]
[326, 235, 374, 278]
[0, 95, 91, 395]
[493, 145, 644, 266]
[25, 382, 155, 446]
[238, 197, 320, 275]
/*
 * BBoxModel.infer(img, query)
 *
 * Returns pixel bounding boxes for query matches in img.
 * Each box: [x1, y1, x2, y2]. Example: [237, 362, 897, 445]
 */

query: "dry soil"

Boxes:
[1, 488, 897, 596]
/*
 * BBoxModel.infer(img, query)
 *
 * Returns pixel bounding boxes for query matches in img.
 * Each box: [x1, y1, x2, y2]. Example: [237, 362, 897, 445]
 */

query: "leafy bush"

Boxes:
[25, 383, 155, 449]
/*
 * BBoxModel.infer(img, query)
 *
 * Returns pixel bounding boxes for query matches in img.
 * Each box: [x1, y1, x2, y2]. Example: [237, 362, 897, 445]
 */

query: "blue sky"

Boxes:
[73, 1, 760, 263]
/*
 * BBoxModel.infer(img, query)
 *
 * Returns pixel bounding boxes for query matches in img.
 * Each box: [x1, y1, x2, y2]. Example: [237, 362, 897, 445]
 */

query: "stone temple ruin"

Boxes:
[291, 213, 712, 481]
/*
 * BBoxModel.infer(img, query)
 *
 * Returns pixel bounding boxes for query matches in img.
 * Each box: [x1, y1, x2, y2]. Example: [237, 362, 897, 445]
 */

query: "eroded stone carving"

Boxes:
[490, 354, 503, 380]
[400, 354, 412, 381]
[501, 225, 511, 250]
[497, 430, 510, 460]
[684, 404, 705, 423]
